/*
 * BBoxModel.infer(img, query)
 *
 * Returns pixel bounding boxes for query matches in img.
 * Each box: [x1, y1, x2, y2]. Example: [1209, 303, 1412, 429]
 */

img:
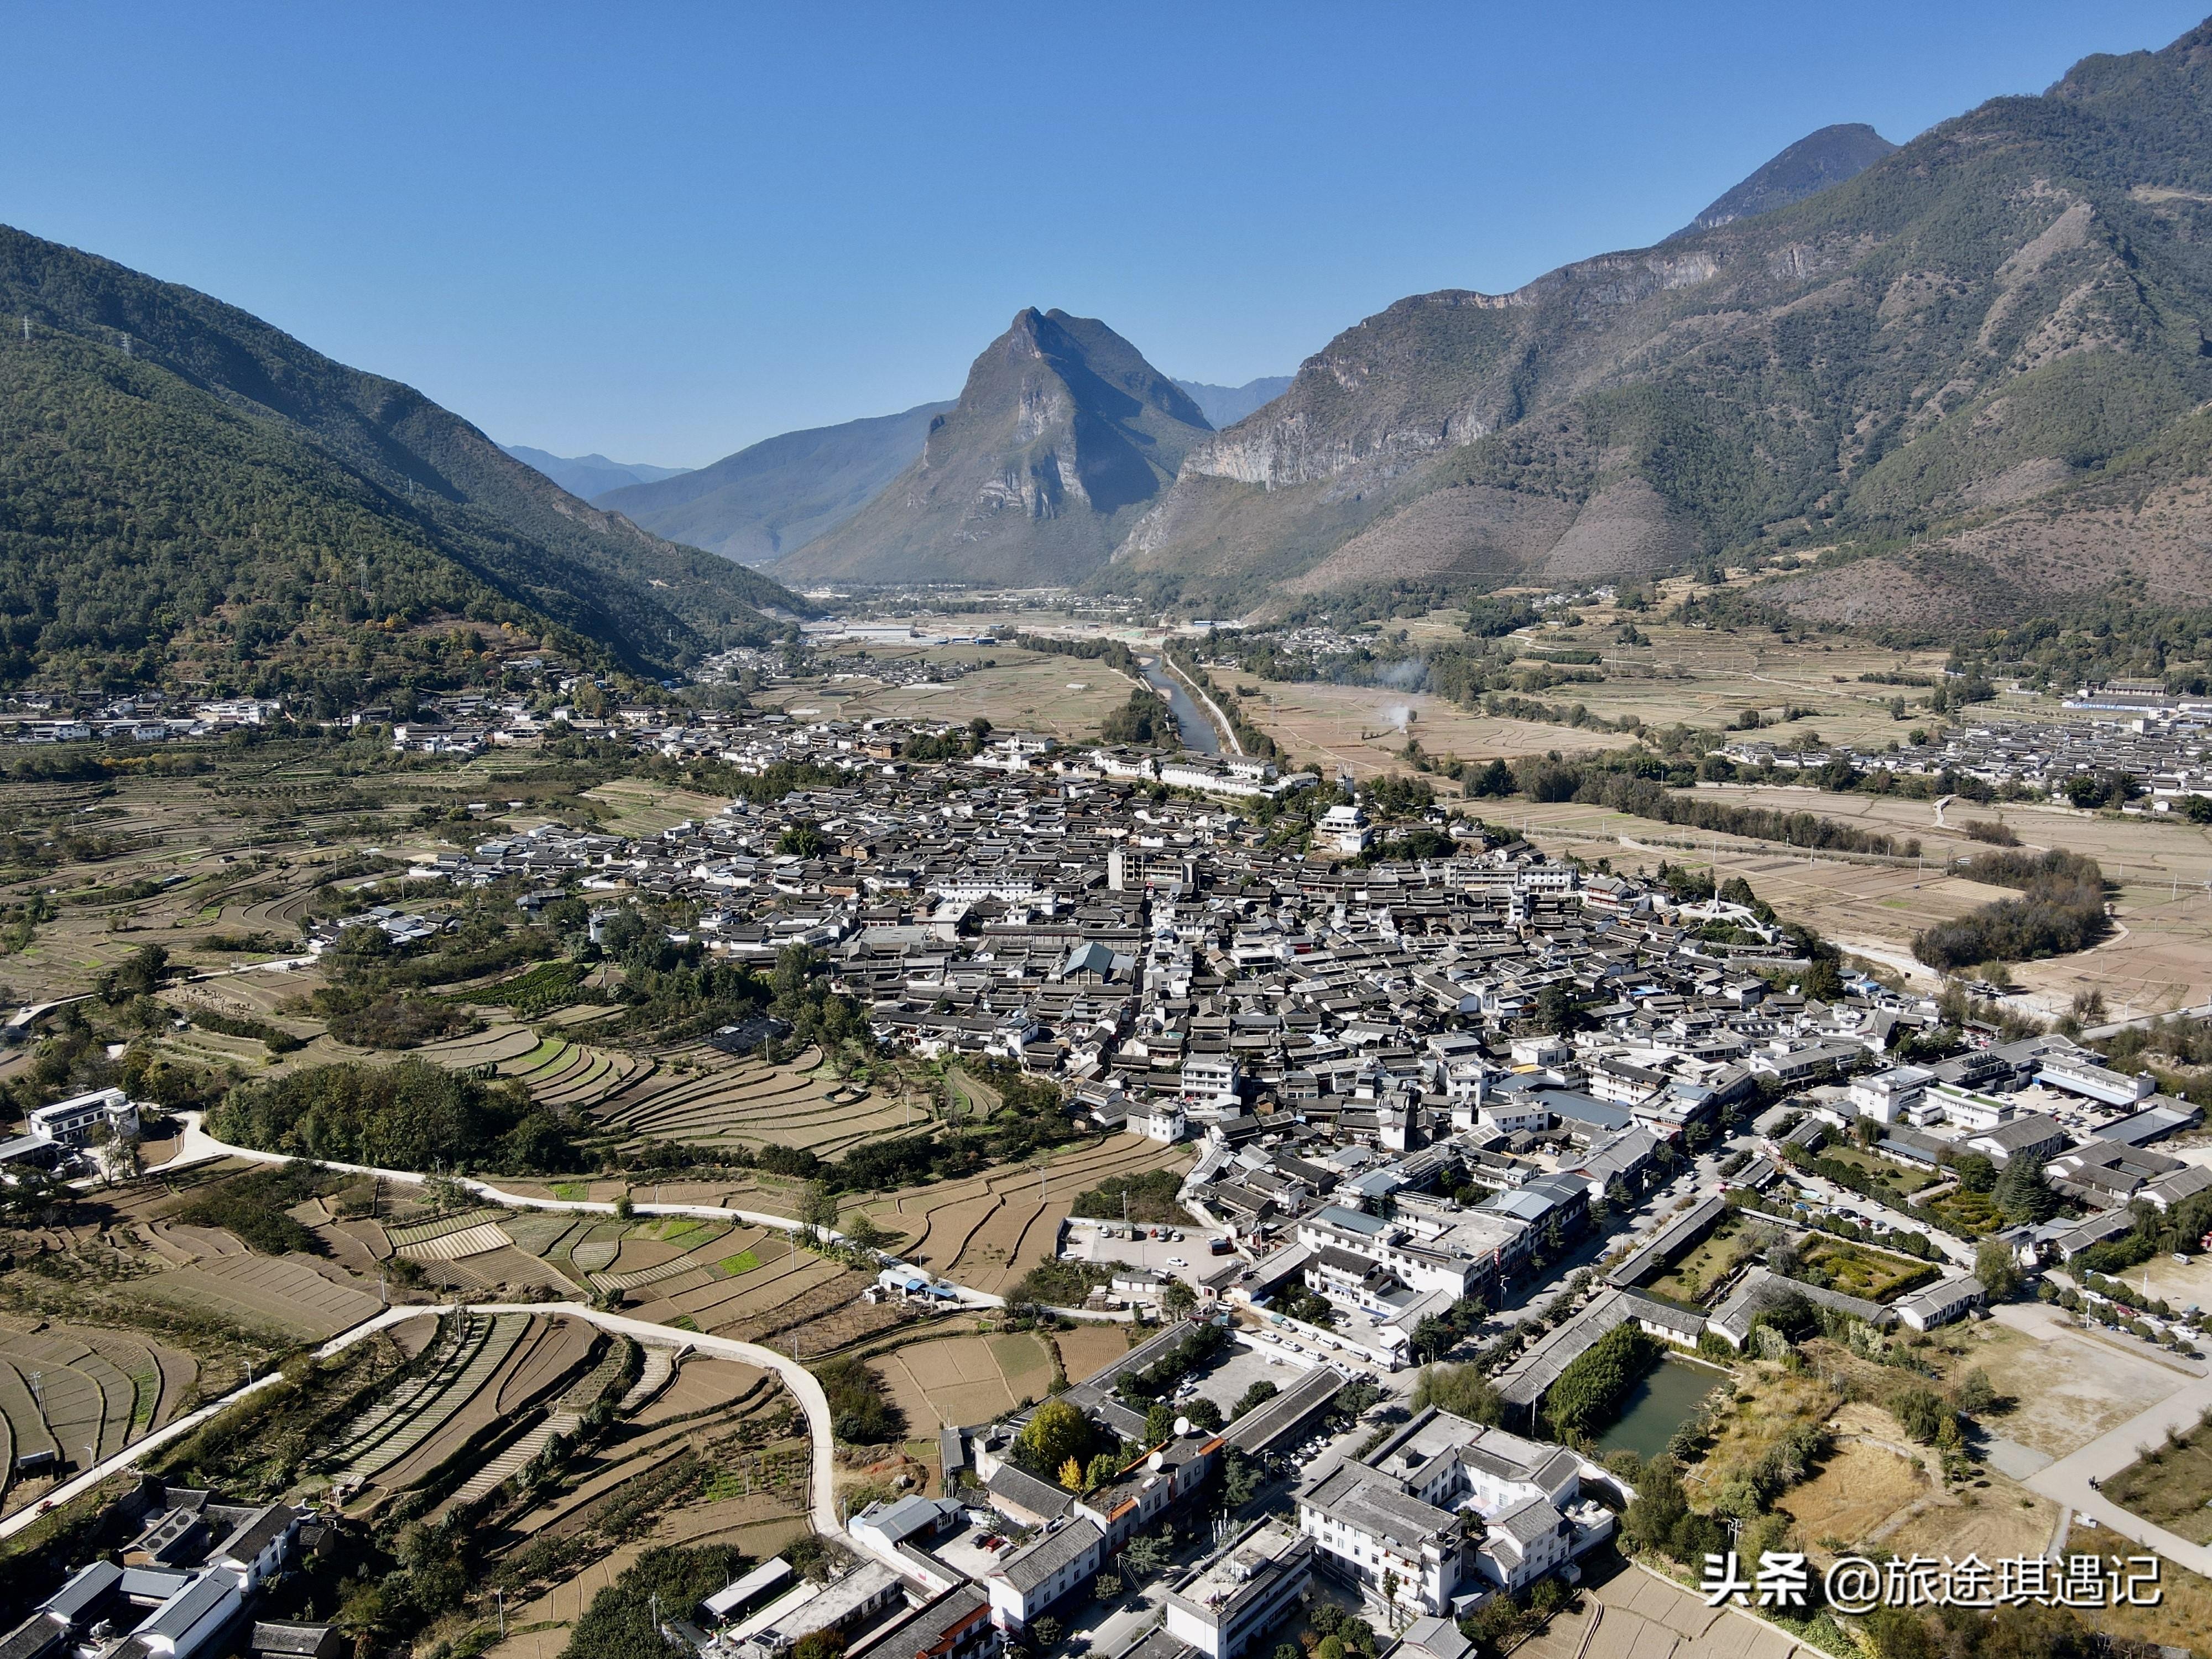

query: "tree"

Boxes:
[1121, 1532, 1171, 1580]
[799, 1180, 843, 1238]
[1031, 1618, 1061, 1652]
[1890, 1387, 1949, 1444]
[1016, 1399, 1092, 1477]
[1146, 1402, 1178, 1445]
[1160, 1280, 1197, 1318]
[777, 820, 826, 858]
[1410, 1363, 1503, 1425]
[1950, 1152, 1996, 1193]
[1974, 1239, 2022, 1301]
[1082, 1451, 1121, 1491]
[1185, 1398, 1224, 1433]
[1060, 1456, 1086, 1491]
[1529, 982, 1585, 1036]
[1954, 1368, 1999, 1415]
[1994, 1152, 2057, 1224]
[794, 1635, 844, 1659]
[1230, 1380, 1278, 1419]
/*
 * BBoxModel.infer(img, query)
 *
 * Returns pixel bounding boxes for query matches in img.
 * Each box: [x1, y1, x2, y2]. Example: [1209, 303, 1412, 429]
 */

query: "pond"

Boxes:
[1595, 1355, 1730, 1460]
[1138, 657, 1220, 756]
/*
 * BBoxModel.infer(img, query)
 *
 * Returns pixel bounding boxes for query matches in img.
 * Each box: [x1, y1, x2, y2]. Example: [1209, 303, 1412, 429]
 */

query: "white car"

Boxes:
[1167, 1256, 1188, 1267]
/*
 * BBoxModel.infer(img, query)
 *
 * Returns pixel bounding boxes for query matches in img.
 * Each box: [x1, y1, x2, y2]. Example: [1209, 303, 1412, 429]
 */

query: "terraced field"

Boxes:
[324, 1311, 607, 1500]
[494, 1350, 801, 1614]
[413, 1025, 648, 1113]
[854, 1132, 1192, 1296]
[123, 1253, 384, 1341]
[0, 1320, 199, 1516]
[589, 1049, 917, 1160]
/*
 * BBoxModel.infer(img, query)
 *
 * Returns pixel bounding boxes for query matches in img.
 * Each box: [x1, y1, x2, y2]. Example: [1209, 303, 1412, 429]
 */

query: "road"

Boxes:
[164, 1113, 1012, 1307]
[0, 1300, 846, 1553]
[2014, 1313, 2212, 1577]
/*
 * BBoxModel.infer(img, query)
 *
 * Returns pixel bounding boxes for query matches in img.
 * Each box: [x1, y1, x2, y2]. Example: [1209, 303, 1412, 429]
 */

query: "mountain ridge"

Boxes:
[1102, 20, 2212, 631]
[0, 223, 805, 691]
[1668, 122, 1897, 239]
[599, 400, 952, 564]
[778, 309, 1211, 586]
[500, 446, 691, 502]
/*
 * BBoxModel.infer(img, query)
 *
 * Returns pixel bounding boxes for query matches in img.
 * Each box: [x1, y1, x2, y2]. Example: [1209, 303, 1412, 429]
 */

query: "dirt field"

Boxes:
[1778, 1435, 1927, 1545]
[1464, 789, 2212, 1021]
[1055, 1322, 1136, 1385]
[755, 646, 1141, 740]
[1230, 680, 1636, 780]
[1969, 1323, 2187, 1460]
[872, 1331, 1056, 1432]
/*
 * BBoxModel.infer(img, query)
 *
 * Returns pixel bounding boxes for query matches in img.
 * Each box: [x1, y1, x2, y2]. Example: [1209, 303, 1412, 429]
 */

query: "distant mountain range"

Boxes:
[500, 446, 691, 502]
[1173, 377, 1293, 429]
[598, 401, 952, 563]
[774, 310, 1214, 586]
[1101, 18, 2212, 632]
[0, 225, 802, 690]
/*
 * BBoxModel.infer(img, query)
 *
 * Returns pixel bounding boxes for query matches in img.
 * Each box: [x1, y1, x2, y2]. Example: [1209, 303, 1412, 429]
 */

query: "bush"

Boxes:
[211, 1056, 583, 1175]
[1070, 1170, 1183, 1224]
[1411, 1363, 1504, 1425]
[815, 1357, 905, 1445]
[174, 1160, 341, 1255]
[1541, 1324, 1657, 1439]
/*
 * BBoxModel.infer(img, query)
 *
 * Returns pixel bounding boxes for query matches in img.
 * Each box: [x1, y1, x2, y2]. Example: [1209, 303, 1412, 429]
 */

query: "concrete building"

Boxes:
[1162, 1519, 1313, 1659]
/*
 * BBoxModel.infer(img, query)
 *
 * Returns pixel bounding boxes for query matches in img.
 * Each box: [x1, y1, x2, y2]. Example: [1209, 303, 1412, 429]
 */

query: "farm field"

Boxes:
[1054, 1322, 1137, 1385]
[121, 1253, 384, 1342]
[0, 1316, 199, 1516]
[484, 1352, 808, 1655]
[871, 1331, 1056, 1433]
[589, 1046, 921, 1162]
[1464, 788, 2212, 1022]
[753, 645, 1140, 739]
[849, 1131, 1192, 1297]
[1232, 679, 1636, 781]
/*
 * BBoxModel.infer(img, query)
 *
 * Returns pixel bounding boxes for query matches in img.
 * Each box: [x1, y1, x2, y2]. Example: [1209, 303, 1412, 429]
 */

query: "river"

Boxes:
[1138, 656, 1220, 756]
[1595, 1354, 1730, 1460]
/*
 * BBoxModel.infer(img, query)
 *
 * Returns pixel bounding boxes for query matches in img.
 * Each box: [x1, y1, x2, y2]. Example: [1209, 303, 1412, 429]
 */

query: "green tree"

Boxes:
[1974, 1238, 2022, 1301]
[1083, 1451, 1121, 1491]
[1146, 1402, 1178, 1444]
[799, 1181, 843, 1238]
[1016, 1399, 1092, 1477]
[1410, 1363, 1503, 1425]
[1160, 1280, 1197, 1317]
[1994, 1152, 2057, 1223]
[777, 820, 826, 858]
[1230, 1380, 1278, 1419]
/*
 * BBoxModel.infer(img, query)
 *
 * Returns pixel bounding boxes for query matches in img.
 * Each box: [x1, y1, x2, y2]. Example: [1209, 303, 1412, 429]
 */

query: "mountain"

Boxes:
[0, 223, 804, 693]
[598, 400, 953, 564]
[1174, 376, 1294, 429]
[1668, 123, 1897, 238]
[778, 309, 1212, 586]
[500, 445, 691, 501]
[1106, 19, 2212, 632]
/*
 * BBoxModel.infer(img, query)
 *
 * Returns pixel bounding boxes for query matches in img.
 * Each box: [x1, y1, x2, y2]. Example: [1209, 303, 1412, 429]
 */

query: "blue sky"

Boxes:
[4, 2, 2206, 466]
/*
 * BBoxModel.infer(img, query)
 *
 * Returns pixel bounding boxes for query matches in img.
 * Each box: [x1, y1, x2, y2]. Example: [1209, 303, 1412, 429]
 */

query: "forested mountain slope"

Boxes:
[0, 224, 805, 696]
[1107, 19, 2212, 632]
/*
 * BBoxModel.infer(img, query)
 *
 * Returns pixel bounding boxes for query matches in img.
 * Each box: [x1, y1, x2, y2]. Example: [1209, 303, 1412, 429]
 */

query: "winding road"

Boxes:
[0, 1300, 844, 1550]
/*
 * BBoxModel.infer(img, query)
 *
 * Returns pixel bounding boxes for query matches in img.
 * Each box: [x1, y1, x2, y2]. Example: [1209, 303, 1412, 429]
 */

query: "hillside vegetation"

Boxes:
[0, 224, 805, 692]
[1105, 20, 2212, 637]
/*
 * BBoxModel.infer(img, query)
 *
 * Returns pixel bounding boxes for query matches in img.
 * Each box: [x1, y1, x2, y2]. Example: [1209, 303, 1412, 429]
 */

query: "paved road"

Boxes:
[2026, 1365, 2212, 1577]
[0, 1300, 849, 1557]
[164, 1113, 1013, 1308]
